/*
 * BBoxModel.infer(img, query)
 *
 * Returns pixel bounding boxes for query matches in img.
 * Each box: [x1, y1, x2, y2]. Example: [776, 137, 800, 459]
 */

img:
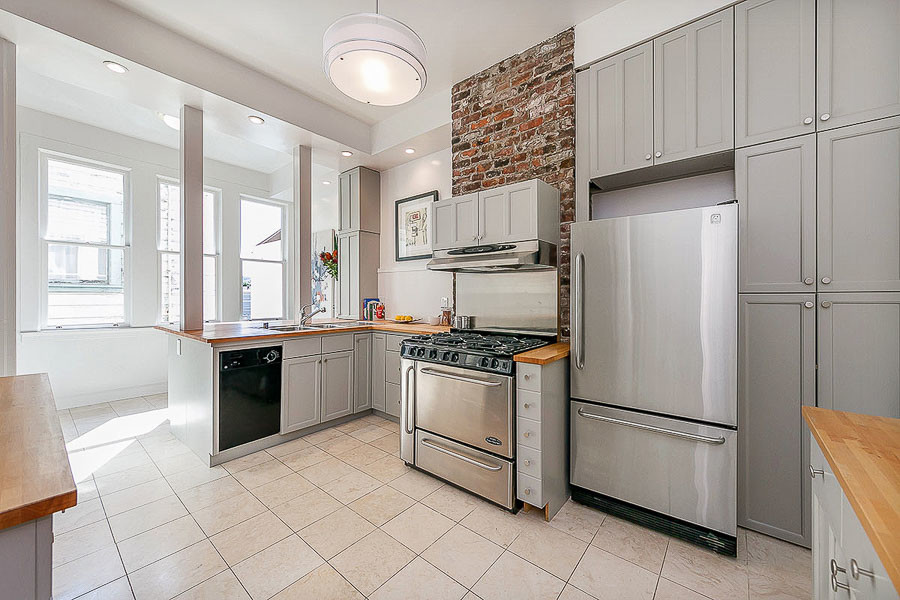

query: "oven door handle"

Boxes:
[576, 408, 727, 445]
[419, 367, 502, 387]
[421, 438, 503, 471]
[404, 364, 416, 435]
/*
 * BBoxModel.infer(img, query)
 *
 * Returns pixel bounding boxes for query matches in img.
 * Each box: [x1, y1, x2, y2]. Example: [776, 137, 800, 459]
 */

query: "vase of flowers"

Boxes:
[319, 232, 338, 279]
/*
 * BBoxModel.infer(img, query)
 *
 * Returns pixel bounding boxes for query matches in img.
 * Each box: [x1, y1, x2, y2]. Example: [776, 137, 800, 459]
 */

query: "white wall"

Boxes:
[16, 107, 283, 408]
[378, 147, 453, 319]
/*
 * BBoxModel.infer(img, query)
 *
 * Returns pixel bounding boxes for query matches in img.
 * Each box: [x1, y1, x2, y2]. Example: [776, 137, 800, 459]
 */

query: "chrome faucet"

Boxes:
[299, 303, 325, 326]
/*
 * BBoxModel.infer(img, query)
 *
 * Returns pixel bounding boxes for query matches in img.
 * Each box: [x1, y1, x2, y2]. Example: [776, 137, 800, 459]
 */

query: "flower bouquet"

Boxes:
[319, 233, 338, 279]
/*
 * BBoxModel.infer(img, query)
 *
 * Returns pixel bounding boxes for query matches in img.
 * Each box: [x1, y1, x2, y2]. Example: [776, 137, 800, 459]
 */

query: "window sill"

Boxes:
[19, 326, 161, 341]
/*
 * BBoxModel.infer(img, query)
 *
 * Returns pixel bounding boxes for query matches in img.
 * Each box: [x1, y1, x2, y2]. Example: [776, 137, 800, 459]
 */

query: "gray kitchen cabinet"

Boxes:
[735, 0, 816, 147]
[339, 166, 380, 233]
[371, 333, 386, 412]
[321, 350, 354, 421]
[653, 8, 734, 164]
[737, 294, 816, 547]
[433, 193, 478, 250]
[817, 116, 900, 292]
[737, 134, 816, 293]
[354, 334, 372, 413]
[818, 292, 900, 419]
[337, 230, 379, 319]
[816, 0, 900, 131]
[384, 382, 401, 418]
[282, 354, 322, 433]
[588, 41, 654, 177]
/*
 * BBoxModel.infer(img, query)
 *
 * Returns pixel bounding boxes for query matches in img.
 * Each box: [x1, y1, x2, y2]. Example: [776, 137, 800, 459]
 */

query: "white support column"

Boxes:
[0, 38, 16, 376]
[294, 145, 312, 313]
[179, 105, 204, 331]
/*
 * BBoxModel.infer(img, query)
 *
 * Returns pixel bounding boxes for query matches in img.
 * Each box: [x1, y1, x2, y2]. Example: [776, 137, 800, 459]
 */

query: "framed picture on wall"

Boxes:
[395, 190, 437, 261]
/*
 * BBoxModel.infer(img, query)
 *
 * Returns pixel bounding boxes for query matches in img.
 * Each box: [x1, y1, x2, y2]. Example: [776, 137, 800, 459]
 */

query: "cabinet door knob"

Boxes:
[820, 113, 831, 121]
[655, 151, 662, 158]
[803, 117, 813, 125]
[804, 277, 814, 285]
[523, 402, 530, 409]
[821, 301, 832, 308]
[523, 459, 531, 466]
[523, 431, 531, 438]
[809, 464, 824, 478]
[850, 559, 875, 580]
[524, 488, 531, 495]
[523, 374, 530, 380]
[472, 235, 478, 241]
[821, 276, 832, 284]
[804, 301, 814, 309]
[645, 154, 652, 160]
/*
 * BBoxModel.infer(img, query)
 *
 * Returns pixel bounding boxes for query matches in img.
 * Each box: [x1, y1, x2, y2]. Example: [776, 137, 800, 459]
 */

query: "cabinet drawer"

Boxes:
[384, 382, 401, 418]
[517, 416, 541, 450]
[517, 472, 543, 505]
[385, 351, 401, 385]
[517, 363, 541, 392]
[386, 334, 407, 352]
[283, 336, 321, 358]
[517, 445, 542, 479]
[322, 333, 354, 353]
[517, 390, 541, 421]
[840, 494, 895, 599]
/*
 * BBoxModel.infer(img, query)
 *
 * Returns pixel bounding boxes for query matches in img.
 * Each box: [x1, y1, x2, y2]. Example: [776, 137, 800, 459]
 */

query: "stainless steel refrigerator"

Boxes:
[569, 203, 738, 554]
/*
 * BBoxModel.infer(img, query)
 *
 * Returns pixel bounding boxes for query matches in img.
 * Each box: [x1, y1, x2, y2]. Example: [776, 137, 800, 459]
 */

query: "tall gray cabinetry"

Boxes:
[337, 167, 380, 319]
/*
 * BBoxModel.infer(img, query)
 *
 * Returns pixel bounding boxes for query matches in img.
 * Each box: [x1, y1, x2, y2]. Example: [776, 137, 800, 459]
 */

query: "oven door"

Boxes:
[414, 361, 514, 458]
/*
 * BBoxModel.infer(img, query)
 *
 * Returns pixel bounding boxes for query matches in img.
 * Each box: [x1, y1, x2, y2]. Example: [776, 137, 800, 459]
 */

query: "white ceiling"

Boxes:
[105, 0, 627, 124]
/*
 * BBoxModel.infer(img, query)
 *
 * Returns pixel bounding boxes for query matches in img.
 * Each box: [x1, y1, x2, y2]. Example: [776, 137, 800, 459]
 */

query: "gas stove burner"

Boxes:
[400, 331, 552, 375]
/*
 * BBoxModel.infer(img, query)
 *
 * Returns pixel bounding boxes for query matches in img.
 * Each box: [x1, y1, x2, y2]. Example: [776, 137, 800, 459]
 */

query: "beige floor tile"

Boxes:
[382, 502, 454, 553]
[337, 443, 389, 468]
[166, 464, 230, 493]
[232, 459, 293, 489]
[118, 514, 206, 572]
[655, 577, 712, 600]
[54, 497, 106, 534]
[303, 427, 344, 444]
[370, 557, 467, 600]
[279, 444, 332, 470]
[348, 424, 394, 443]
[473, 551, 566, 600]
[387, 469, 443, 500]
[191, 491, 267, 536]
[251, 473, 315, 508]
[108, 494, 189, 542]
[299, 456, 359, 486]
[52, 545, 125, 600]
[335, 418, 371, 434]
[210, 510, 293, 565]
[74, 576, 135, 600]
[271, 487, 342, 531]
[358, 455, 409, 483]
[128, 539, 227, 600]
[661, 540, 749, 600]
[144, 393, 168, 409]
[52, 519, 115, 567]
[509, 520, 589, 580]
[422, 484, 485, 521]
[153, 450, 207, 477]
[233, 535, 324, 600]
[746, 532, 811, 600]
[558, 585, 595, 600]
[141, 436, 194, 461]
[590, 515, 669, 573]
[223, 450, 275, 474]
[77, 477, 100, 502]
[370, 431, 400, 455]
[91, 449, 154, 479]
[266, 436, 312, 458]
[111, 397, 153, 416]
[70, 403, 115, 419]
[330, 530, 416, 595]
[570, 546, 658, 600]
[174, 569, 251, 599]
[298, 506, 375, 559]
[547, 499, 606, 543]
[177, 476, 246, 513]
[348, 485, 415, 526]
[460, 504, 526, 548]
[272, 563, 364, 600]
[102, 478, 175, 516]
[94, 462, 163, 496]
[421, 524, 504, 588]
[321, 469, 382, 504]
[318, 433, 365, 455]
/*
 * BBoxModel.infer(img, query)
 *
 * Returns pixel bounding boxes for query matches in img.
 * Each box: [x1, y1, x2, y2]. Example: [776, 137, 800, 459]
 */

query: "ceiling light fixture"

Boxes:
[341, 150, 353, 157]
[405, 148, 415, 154]
[323, 1, 427, 106]
[157, 112, 180, 131]
[103, 60, 129, 74]
[248, 115, 265, 125]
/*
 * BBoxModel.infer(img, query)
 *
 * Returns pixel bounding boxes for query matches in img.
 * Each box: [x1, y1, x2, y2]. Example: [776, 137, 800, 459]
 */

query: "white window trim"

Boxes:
[239, 194, 291, 321]
[39, 150, 133, 330]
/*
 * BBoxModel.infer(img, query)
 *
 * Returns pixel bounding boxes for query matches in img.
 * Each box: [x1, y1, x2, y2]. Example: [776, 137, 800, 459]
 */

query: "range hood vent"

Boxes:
[426, 240, 556, 273]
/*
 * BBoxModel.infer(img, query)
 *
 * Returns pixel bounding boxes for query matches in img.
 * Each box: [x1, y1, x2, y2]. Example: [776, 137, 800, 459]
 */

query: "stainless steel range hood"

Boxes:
[426, 240, 557, 272]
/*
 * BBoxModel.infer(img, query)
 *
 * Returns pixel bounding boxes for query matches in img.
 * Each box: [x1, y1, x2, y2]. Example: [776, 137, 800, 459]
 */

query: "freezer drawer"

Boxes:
[571, 401, 737, 535]
[415, 430, 515, 509]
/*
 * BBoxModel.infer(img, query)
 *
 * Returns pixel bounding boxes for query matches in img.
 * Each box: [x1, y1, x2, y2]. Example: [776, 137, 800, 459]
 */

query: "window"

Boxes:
[43, 156, 128, 327]
[157, 180, 219, 324]
[240, 197, 286, 320]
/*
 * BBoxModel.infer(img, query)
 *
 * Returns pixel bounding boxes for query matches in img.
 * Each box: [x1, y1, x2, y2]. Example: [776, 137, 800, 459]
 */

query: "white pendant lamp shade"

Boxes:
[323, 13, 427, 106]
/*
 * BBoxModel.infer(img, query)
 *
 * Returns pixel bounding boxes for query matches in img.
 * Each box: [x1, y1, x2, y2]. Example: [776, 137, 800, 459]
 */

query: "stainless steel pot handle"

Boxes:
[574, 252, 585, 369]
[577, 408, 727, 445]
[419, 367, 501, 387]
[403, 365, 415, 435]
[421, 438, 502, 471]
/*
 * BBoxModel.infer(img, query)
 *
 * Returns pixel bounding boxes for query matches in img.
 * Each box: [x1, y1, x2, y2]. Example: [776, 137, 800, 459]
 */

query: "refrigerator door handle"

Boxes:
[574, 252, 585, 369]
[576, 408, 727, 445]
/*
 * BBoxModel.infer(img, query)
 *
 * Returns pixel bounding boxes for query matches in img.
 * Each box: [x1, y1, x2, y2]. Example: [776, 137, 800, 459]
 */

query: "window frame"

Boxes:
[239, 194, 290, 321]
[39, 150, 133, 330]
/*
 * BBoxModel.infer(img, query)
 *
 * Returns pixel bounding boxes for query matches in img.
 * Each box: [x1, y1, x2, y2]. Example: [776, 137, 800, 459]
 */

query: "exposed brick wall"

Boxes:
[451, 28, 575, 337]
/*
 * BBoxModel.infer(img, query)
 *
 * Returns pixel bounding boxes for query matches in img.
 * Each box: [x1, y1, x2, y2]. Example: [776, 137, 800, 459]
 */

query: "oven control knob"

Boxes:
[480, 357, 490, 367]
[451, 352, 459, 362]
[442, 352, 450, 361]
[429, 349, 437, 359]
[491, 358, 499, 369]
[417, 348, 426, 357]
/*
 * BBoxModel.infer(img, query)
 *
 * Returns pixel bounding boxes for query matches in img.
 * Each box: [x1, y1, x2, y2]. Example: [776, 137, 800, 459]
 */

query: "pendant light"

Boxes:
[323, 1, 427, 106]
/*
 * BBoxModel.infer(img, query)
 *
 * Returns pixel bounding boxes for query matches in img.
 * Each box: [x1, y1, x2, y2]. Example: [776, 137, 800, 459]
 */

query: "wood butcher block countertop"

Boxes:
[0, 374, 77, 530]
[802, 407, 900, 590]
[513, 342, 570, 365]
[155, 319, 451, 344]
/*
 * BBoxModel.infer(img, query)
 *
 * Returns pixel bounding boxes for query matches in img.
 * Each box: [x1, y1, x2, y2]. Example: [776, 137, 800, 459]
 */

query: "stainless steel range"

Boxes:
[399, 331, 551, 509]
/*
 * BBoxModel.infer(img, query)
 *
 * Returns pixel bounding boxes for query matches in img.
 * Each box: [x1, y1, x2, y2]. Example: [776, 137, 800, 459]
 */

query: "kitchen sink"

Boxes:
[260, 322, 362, 332]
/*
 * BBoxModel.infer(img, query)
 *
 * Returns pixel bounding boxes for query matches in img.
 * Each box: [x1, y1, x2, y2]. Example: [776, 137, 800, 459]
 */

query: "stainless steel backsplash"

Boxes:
[455, 270, 558, 335]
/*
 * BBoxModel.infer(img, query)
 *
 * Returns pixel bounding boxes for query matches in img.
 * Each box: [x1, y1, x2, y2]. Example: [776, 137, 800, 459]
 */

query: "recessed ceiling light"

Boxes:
[103, 60, 129, 74]
[248, 115, 265, 125]
[322, 180, 332, 185]
[405, 148, 416, 154]
[341, 150, 353, 157]
[157, 112, 180, 131]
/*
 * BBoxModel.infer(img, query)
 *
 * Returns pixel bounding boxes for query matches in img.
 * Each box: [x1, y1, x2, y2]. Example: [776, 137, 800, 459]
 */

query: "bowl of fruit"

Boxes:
[392, 315, 420, 323]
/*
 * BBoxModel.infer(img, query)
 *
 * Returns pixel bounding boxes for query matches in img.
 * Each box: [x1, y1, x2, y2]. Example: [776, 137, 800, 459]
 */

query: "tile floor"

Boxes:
[54, 395, 812, 600]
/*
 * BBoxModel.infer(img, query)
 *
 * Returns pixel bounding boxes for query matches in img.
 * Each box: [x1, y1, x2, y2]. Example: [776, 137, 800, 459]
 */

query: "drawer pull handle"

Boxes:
[850, 559, 875, 580]
[831, 573, 850, 592]
[577, 408, 726, 445]
[420, 367, 502, 387]
[421, 438, 502, 471]
[831, 559, 846, 576]
[809, 464, 824, 478]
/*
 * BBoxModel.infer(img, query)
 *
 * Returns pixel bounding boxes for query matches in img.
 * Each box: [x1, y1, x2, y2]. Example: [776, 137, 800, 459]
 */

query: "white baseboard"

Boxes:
[55, 382, 167, 410]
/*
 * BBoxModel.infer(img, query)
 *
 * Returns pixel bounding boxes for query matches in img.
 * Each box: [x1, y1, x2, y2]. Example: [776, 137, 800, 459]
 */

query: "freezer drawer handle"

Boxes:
[576, 408, 727, 445]
[421, 438, 503, 471]
[419, 367, 502, 387]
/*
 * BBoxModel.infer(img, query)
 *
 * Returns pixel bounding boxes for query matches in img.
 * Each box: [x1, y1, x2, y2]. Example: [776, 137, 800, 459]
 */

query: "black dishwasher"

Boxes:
[219, 346, 282, 451]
